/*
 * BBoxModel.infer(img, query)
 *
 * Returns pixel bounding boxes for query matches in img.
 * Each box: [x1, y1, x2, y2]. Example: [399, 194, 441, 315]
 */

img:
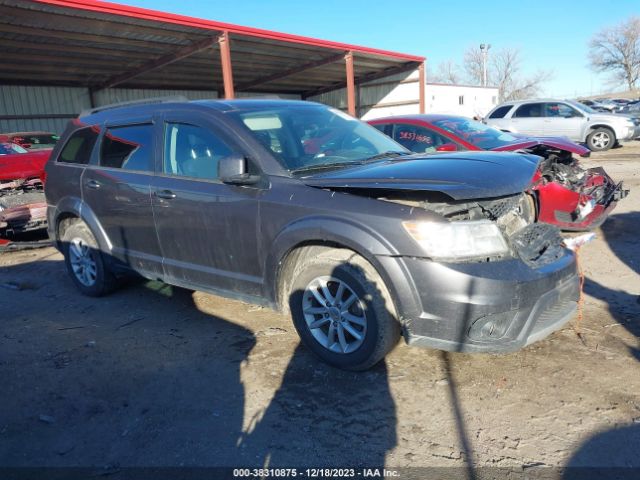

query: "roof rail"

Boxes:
[79, 96, 189, 117]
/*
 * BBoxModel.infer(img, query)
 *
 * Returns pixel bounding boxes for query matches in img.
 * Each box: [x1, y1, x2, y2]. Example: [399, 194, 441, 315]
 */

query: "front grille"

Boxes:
[510, 223, 565, 268]
[477, 196, 521, 220]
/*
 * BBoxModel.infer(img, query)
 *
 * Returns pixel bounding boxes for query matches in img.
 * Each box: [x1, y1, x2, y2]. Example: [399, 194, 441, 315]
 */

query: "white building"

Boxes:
[309, 69, 499, 120]
[425, 83, 499, 119]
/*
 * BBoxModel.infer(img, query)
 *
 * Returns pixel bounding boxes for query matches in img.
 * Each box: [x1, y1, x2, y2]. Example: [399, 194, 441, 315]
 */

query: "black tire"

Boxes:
[62, 222, 117, 297]
[586, 127, 615, 151]
[288, 248, 401, 371]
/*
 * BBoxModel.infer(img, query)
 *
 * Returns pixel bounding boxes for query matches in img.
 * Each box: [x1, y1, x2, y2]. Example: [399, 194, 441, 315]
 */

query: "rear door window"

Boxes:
[488, 105, 512, 119]
[513, 103, 544, 118]
[57, 127, 100, 165]
[100, 124, 154, 172]
[163, 122, 232, 181]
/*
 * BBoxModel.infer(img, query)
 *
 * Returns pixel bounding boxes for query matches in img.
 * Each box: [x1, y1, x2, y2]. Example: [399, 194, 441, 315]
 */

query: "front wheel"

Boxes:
[288, 248, 401, 371]
[586, 128, 615, 151]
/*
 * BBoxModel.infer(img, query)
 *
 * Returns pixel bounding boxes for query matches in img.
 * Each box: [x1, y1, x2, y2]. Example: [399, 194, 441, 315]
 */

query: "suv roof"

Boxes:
[496, 99, 582, 107]
[79, 98, 323, 124]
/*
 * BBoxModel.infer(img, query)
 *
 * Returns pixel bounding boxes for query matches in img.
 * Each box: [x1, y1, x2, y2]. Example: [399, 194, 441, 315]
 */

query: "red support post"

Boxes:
[419, 61, 426, 114]
[345, 51, 356, 117]
[218, 31, 235, 99]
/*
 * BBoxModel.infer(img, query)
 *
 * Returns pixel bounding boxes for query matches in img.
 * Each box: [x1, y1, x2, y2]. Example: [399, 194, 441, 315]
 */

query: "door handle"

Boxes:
[154, 189, 177, 200]
[85, 180, 101, 189]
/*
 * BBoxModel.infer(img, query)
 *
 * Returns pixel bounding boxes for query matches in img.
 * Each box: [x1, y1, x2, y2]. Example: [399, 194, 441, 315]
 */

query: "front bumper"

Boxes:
[378, 251, 579, 353]
[618, 125, 637, 141]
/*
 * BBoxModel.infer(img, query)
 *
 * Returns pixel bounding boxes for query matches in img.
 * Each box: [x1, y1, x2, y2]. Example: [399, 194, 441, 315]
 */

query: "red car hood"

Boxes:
[0, 148, 51, 181]
[491, 136, 590, 158]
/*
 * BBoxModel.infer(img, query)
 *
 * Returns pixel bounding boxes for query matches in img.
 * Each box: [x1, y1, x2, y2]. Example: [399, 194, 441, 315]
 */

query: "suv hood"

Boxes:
[302, 151, 540, 200]
[588, 112, 631, 124]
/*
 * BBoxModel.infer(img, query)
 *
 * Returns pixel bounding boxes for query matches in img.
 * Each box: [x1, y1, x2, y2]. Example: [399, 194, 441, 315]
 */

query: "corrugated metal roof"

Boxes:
[0, 0, 425, 96]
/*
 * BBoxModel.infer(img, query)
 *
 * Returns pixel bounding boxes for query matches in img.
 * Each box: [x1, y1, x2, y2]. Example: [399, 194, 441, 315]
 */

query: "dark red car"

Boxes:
[0, 131, 59, 150]
[369, 114, 627, 230]
[0, 142, 50, 237]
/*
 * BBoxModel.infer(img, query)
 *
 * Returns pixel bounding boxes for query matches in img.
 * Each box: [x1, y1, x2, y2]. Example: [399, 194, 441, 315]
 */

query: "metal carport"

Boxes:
[0, 0, 425, 119]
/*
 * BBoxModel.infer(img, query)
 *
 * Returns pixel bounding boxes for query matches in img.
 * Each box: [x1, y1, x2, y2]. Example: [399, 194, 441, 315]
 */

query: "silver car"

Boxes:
[485, 99, 637, 151]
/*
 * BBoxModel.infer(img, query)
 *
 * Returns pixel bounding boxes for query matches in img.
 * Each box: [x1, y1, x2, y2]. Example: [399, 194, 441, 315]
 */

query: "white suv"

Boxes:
[485, 99, 637, 151]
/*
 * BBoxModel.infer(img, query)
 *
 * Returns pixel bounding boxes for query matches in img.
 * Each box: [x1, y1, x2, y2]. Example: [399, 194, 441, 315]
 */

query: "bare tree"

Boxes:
[429, 60, 462, 84]
[491, 48, 552, 101]
[463, 47, 484, 85]
[589, 16, 640, 91]
[463, 46, 552, 101]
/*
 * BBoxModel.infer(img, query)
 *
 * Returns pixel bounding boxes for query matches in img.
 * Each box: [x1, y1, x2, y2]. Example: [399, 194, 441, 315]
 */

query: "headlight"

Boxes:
[403, 220, 510, 260]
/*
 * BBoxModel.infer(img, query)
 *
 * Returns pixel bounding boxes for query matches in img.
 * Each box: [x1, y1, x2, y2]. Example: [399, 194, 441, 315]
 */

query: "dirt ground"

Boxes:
[1, 143, 639, 477]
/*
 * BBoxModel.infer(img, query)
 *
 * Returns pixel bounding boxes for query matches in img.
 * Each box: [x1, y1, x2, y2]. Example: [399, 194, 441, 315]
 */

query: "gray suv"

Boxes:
[45, 99, 579, 370]
[485, 99, 637, 151]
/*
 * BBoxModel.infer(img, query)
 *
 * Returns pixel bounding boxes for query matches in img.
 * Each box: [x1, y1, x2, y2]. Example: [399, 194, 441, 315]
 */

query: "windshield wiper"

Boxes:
[290, 151, 410, 174]
[361, 150, 410, 162]
[290, 160, 367, 174]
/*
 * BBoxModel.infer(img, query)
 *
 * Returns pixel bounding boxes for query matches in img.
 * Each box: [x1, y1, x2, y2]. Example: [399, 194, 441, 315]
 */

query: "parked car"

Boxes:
[45, 99, 580, 370]
[0, 131, 59, 150]
[368, 115, 628, 230]
[0, 142, 49, 237]
[577, 99, 614, 113]
[621, 101, 640, 114]
[485, 99, 637, 151]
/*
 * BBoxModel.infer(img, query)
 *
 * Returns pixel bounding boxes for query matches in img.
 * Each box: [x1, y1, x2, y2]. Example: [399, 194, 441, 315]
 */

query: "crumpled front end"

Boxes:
[535, 161, 629, 231]
[374, 190, 579, 352]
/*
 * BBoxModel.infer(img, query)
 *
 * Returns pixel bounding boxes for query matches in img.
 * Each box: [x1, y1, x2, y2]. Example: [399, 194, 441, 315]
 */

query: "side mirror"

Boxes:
[436, 143, 458, 152]
[21, 143, 32, 149]
[218, 155, 261, 186]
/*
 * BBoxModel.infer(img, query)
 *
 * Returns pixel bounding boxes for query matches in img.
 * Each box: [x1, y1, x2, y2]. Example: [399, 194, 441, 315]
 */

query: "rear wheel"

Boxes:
[62, 222, 117, 296]
[288, 248, 401, 371]
[586, 128, 615, 151]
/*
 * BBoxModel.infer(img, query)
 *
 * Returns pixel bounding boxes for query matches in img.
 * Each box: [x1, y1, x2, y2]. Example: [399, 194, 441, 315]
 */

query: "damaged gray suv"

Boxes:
[45, 99, 579, 370]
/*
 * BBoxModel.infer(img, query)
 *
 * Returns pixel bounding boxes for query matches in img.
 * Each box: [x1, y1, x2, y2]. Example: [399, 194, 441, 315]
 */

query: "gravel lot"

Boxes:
[1, 143, 639, 476]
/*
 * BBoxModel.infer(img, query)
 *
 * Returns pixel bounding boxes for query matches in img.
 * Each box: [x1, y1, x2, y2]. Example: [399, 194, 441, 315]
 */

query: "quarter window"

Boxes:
[100, 124, 154, 172]
[488, 105, 512, 119]
[57, 127, 100, 164]
[163, 123, 232, 180]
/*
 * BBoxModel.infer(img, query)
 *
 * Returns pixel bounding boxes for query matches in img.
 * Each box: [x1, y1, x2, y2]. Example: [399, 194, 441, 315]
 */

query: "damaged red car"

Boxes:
[369, 115, 628, 230]
[0, 142, 49, 238]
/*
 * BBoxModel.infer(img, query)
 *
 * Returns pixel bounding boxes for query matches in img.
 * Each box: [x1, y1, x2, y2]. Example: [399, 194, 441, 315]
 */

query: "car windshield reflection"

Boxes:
[232, 104, 408, 173]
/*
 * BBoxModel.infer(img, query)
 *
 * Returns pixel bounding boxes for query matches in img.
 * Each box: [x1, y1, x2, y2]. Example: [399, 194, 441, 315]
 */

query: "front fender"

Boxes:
[263, 215, 421, 319]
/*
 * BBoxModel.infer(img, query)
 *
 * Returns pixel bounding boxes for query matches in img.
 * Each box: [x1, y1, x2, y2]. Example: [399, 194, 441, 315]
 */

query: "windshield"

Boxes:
[231, 104, 408, 172]
[566, 100, 593, 114]
[432, 117, 520, 150]
[0, 143, 28, 155]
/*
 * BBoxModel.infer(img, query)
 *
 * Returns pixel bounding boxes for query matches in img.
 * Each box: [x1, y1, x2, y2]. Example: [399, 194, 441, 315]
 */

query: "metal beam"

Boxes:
[235, 52, 345, 91]
[419, 61, 426, 114]
[302, 61, 422, 98]
[345, 51, 356, 116]
[97, 36, 218, 91]
[218, 31, 235, 99]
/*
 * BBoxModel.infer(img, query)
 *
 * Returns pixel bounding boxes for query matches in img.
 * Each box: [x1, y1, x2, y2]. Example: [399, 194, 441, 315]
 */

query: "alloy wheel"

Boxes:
[302, 275, 367, 354]
[68, 237, 98, 287]
[591, 131, 611, 149]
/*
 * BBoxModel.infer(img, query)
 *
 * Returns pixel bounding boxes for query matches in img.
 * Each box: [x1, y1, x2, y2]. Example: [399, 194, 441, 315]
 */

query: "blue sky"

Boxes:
[124, 0, 638, 97]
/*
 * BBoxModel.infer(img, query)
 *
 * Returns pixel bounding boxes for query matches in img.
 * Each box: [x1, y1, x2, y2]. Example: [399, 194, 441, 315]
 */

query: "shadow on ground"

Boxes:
[583, 211, 640, 361]
[0, 256, 404, 468]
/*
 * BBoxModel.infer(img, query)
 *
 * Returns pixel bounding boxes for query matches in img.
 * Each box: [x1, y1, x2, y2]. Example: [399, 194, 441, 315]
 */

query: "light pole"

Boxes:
[480, 43, 491, 87]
